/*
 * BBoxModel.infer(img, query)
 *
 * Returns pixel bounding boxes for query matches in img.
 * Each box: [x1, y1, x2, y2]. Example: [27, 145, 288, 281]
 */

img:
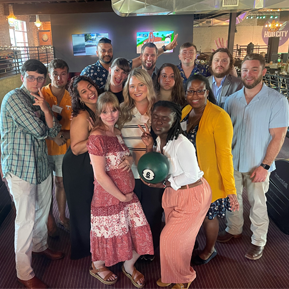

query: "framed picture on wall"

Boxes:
[38, 30, 52, 46]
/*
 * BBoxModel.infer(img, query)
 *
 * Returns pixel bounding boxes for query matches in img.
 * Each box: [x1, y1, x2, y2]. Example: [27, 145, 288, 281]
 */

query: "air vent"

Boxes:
[222, 0, 239, 7]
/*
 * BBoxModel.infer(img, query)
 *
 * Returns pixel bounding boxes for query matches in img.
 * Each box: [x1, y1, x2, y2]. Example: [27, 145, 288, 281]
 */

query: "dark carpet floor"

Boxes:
[1, 139, 289, 289]
[1, 188, 289, 289]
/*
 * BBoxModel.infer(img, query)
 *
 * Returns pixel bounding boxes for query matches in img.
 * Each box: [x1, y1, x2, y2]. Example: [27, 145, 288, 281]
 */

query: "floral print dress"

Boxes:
[87, 134, 154, 266]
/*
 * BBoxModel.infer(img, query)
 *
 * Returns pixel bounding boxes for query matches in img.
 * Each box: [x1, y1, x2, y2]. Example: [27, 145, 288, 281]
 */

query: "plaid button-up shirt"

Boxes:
[0, 85, 61, 184]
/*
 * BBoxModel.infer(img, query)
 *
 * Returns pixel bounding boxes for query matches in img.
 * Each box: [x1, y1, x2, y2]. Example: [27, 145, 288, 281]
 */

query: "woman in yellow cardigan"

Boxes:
[181, 74, 239, 265]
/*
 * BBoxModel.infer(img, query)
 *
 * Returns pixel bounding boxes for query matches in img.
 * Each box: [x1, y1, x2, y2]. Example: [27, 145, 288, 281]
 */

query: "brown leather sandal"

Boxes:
[122, 265, 145, 288]
[89, 263, 117, 285]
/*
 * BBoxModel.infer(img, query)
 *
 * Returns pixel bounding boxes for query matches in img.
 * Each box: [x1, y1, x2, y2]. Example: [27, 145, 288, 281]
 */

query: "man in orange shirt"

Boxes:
[42, 59, 71, 233]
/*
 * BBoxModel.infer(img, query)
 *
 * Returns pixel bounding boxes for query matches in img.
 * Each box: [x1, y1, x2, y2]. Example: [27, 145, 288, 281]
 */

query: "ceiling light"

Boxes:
[34, 15, 42, 28]
[7, 4, 16, 26]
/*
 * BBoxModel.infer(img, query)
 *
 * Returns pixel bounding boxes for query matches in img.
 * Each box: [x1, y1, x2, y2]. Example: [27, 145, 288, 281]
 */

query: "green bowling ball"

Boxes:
[137, 152, 170, 184]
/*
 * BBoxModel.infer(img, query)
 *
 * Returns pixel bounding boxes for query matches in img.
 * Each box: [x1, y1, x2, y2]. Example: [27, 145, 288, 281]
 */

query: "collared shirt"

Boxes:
[42, 84, 72, 156]
[81, 59, 133, 88]
[151, 66, 159, 83]
[155, 134, 203, 191]
[121, 107, 150, 179]
[212, 75, 227, 103]
[177, 61, 211, 85]
[0, 85, 61, 184]
[224, 84, 289, 173]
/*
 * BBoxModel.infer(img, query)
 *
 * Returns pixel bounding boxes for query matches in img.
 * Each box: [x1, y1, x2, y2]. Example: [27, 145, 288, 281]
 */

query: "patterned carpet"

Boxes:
[1, 186, 289, 289]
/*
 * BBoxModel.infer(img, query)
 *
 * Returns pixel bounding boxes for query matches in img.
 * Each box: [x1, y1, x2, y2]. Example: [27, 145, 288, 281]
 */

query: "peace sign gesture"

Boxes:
[138, 123, 154, 149]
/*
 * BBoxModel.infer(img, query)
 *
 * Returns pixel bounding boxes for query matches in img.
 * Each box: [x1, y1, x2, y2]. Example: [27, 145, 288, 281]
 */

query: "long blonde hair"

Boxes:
[118, 68, 156, 128]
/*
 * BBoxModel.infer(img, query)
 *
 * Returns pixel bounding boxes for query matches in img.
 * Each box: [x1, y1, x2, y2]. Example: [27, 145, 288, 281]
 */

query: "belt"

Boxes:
[179, 179, 203, 190]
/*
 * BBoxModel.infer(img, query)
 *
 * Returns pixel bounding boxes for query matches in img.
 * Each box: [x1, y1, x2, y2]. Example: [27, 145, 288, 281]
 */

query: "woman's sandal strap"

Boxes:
[91, 264, 116, 281]
[132, 268, 144, 283]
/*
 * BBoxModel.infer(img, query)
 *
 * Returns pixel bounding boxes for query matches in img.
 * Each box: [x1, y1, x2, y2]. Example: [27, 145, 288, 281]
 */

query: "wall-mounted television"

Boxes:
[72, 33, 109, 56]
[136, 31, 174, 54]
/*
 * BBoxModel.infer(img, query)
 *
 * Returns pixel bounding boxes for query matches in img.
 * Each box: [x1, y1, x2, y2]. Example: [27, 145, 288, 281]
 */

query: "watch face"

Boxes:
[261, 163, 270, 170]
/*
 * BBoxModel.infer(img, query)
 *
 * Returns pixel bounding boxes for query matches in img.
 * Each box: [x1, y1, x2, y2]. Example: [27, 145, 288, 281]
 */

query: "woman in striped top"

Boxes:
[119, 68, 162, 260]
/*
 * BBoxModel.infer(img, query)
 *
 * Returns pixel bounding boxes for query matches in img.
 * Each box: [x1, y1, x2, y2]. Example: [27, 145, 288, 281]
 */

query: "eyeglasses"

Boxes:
[25, 74, 45, 83]
[186, 89, 207, 96]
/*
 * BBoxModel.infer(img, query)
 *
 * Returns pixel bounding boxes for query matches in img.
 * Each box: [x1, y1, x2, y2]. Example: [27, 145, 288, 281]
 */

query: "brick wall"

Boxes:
[0, 4, 11, 46]
[0, 4, 40, 47]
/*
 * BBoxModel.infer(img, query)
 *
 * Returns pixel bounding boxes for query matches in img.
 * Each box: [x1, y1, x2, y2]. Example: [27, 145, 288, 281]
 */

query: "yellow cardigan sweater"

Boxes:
[181, 101, 236, 202]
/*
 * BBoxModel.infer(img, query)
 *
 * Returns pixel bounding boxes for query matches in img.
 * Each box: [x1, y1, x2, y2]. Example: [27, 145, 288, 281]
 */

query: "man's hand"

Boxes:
[250, 166, 268, 183]
[53, 132, 67, 146]
[165, 33, 178, 51]
[32, 89, 50, 114]
[212, 37, 228, 51]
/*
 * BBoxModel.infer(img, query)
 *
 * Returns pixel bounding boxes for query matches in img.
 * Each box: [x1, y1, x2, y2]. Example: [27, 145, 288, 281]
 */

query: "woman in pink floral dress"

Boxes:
[87, 91, 153, 288]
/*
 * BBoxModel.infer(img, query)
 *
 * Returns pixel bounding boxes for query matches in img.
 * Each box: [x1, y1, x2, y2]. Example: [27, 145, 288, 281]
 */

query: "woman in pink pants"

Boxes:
[139, 101, 212, 289]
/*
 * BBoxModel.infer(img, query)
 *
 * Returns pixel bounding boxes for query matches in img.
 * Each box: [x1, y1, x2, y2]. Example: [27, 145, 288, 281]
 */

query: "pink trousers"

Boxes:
[160, 178, 212, 284]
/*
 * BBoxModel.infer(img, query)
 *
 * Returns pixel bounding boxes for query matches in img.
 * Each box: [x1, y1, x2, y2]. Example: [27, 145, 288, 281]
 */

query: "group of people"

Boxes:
[0, 35, 288, 289]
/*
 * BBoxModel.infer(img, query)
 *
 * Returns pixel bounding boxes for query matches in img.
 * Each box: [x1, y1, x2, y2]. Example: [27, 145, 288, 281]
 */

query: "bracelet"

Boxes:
[163, 180, 167, 189]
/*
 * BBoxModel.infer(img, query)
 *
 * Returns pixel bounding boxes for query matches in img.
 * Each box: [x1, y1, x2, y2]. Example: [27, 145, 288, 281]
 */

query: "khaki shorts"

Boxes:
[48, 154, 64, 177]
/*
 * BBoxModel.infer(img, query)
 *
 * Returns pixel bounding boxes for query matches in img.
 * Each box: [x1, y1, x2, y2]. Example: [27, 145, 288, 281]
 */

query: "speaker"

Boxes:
[267, 37, 279, 63]
[281, 53, 288, 62]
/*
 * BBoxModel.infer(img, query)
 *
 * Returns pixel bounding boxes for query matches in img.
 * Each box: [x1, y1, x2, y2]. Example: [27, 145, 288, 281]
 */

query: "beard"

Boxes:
[100, 55, 113, 64]
[212, 67, 230, 78]
[142, 60, 156, 72]
[242, 74, 263, 89]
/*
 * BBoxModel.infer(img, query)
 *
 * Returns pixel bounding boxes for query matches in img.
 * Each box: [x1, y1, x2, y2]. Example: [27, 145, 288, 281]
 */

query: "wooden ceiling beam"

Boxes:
[3, 1, 113, 15]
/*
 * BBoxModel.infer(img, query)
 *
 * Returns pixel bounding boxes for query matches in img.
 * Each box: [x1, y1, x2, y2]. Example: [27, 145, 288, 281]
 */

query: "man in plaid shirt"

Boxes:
[0, 59, 63, 289]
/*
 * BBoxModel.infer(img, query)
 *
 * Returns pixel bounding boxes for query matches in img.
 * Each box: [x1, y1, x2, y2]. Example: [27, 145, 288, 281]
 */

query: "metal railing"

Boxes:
[233, 44, 268, 59]
[0, 46, 55, 78]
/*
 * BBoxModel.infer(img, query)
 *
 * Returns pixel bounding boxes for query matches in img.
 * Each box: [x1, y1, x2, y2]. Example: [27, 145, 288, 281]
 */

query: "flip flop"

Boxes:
[122, 265, 145, 288]
[89, 263, 117, 285]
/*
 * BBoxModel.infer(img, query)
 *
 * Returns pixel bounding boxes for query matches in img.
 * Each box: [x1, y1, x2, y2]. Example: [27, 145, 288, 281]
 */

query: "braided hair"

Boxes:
[151, 100, 183, 144]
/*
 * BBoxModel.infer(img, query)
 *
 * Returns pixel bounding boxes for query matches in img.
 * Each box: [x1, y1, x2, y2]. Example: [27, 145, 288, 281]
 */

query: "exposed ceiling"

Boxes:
[0, 0, 110, 3]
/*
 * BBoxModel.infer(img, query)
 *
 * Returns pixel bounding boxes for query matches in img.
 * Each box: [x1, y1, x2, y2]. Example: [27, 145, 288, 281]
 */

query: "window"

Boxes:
[9, 20, 28, 47]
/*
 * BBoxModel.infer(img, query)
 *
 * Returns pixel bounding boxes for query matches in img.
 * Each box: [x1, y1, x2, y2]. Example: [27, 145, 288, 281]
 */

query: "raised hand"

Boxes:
[212, 37, 228, 52]
[31, 88, 50, 114]
[166, 33, 178, 51]
[138, 123, 154, 148]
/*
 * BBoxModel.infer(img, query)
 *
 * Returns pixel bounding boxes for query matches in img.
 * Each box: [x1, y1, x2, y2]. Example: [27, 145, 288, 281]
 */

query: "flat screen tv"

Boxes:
[136, 31, 174, 54]
[72, 33, 109, 56]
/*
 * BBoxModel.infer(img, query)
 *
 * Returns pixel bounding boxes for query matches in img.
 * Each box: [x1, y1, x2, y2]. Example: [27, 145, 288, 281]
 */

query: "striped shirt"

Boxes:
[0, 85, 61, 184]
[121, 107, 149, 179]
[224, 84, 289, 173]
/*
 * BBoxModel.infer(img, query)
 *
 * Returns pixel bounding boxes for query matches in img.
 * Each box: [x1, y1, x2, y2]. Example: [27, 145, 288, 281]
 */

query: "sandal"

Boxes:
[172, 282, 192, 289]
[122, 265, 145, 288]
[89, 263, 118, 285]
[156, 278, 171, 287]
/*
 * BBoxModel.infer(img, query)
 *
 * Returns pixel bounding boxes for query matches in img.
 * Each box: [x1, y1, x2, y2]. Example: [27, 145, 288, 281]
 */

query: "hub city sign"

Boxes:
[262, 20, 289, 46]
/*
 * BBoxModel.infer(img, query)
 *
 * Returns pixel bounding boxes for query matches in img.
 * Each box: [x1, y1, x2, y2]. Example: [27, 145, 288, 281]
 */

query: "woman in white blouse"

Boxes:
[139, 101, 212, 289]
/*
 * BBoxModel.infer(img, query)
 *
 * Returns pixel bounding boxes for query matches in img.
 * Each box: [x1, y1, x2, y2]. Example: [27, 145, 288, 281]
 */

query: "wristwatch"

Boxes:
[162, 45, 167, 52]
[260, 163, 270, 170]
